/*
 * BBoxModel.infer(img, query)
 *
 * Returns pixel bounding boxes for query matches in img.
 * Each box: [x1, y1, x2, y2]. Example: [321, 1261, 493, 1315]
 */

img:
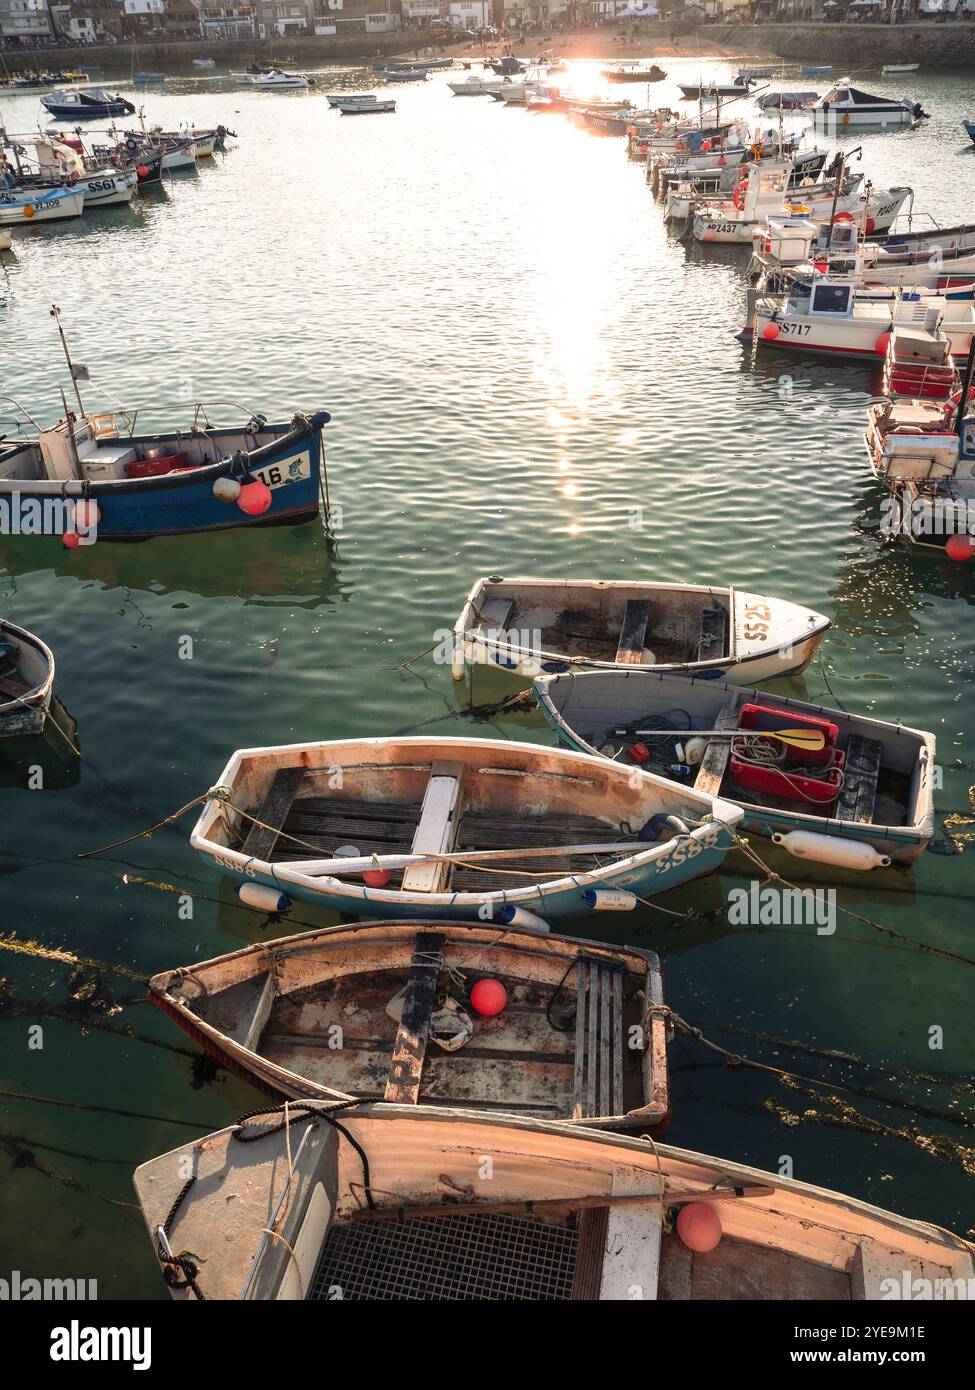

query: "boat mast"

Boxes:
[50, 303, 86, 419]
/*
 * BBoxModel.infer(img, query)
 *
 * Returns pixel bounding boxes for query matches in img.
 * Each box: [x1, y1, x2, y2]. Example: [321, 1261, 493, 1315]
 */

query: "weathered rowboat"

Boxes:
[148, 919, 671, 1130]
[190, 735, 744, 926]
[534, 668, 935, 866]
[452, 577, 830, 684]
[0, 620, 55, 738]
[134, 1102, 975, 1300]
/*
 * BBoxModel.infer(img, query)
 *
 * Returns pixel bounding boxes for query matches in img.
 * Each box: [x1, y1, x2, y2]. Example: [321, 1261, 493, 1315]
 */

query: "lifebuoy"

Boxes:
[733, 180, 748, 211]
[832, 211, 855, 224]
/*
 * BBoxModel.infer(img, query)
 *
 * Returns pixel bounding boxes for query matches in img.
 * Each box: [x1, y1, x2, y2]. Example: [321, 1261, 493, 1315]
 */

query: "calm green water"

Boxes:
[0, 59, 973, 1297]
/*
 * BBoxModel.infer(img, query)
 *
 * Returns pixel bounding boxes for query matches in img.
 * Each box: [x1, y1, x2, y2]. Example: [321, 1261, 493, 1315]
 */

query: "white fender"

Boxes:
[582, 888, 638, 911]
[238, 883, 291, 912]
[772, 830, 891, 871]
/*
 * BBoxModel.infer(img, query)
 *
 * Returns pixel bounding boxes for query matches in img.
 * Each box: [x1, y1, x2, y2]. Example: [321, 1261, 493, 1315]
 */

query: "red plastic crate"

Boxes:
[124, 451, 189, 479]
[730, 703, 843, 806]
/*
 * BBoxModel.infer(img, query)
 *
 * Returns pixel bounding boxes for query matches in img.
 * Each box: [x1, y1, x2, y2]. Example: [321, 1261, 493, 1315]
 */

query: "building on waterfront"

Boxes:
[448, 0, 492, 24]
[403, 0, 446, 19]
[310, 0, 402, 31]
[0, 0, 55, 44]
[192, 1, 256, 36]
[252, 0, 312, 35]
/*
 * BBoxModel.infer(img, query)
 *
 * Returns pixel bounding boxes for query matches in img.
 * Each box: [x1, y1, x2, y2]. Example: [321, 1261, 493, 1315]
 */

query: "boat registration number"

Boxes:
[777, 322, 811, 336]
[653, 824, 721, 876]
[253, 450, 312, 490]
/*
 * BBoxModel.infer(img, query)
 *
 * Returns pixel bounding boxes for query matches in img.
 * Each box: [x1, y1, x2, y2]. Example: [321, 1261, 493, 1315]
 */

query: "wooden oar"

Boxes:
[281, 840, 654, 879]
[613, 726, 826, 753]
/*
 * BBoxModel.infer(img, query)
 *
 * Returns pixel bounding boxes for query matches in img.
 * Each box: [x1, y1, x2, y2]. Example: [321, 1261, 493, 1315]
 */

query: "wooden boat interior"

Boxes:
[0, 412, 287, 486]
[205, 739, 709, 893]
[0, 623, 50, 708]
[539, 672, 930, 831]
[463, 581, 733, 666]
[134, 1105, 975, 1301]
[151, 922, 669, 1127]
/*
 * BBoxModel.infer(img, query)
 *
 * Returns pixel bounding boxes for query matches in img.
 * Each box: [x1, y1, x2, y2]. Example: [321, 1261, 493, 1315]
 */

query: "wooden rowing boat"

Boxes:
[148, 919, 670, 1130]
[534, 668, 935, 866]
[0, 620, 55, 738]
[190, 735, 744, 925]
[453, 576, 829, 683]
[134, 1103, 975, 1300]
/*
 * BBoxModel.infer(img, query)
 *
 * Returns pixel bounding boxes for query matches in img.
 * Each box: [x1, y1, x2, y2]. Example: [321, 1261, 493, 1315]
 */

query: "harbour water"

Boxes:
[0, 59, 973, 1295]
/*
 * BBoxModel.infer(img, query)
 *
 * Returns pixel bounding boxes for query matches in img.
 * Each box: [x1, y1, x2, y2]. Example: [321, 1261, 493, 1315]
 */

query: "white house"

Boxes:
[449, 0, 492, 26]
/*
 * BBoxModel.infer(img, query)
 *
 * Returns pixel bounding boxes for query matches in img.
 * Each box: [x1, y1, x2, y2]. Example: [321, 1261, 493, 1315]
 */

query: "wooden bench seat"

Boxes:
[383, 931, 445, 1104]
[693, 703, 739, 798]
[241, 766, 306, 861]
[835, 735, 883, 825]
[616, 599, 650, 665]
[475, 596, 513, 636]
[572, 955, 625, 1120]
[400, 761, 464, 894]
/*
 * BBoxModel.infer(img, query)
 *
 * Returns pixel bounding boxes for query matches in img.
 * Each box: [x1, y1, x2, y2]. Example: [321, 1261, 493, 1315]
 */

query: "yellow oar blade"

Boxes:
[755, 728, 826, 752]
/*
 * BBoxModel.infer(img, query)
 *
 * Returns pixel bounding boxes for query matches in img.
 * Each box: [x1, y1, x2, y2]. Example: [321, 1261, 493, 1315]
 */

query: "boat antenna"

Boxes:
[50, 303, 86, 419]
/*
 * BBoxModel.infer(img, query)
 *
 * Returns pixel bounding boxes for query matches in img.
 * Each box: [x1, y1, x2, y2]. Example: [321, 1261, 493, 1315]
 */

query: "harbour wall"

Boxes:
[706, 20, 975, 69]
[0, 31, 444, 75]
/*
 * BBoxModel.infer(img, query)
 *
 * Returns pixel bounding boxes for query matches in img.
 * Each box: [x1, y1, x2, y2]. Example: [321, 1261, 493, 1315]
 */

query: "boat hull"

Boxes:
[0, 621, 55, 738]
[0, 188, 86, 224]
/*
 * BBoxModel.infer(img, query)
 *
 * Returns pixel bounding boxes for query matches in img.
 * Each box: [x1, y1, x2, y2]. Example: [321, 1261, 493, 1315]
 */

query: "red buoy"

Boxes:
[137, 165, 149, 178]
[362, 868, 392, 887]
[237, 480, 272, 515]
[676, 1202, 722, 1252]
[762, 321, 782, 341]
[470, 978, 507, 1016]
[62, 531, 81, 549]
[865, 216, 876, 235]
[945, 533, 975, 562]
[875, 330, 892, 357]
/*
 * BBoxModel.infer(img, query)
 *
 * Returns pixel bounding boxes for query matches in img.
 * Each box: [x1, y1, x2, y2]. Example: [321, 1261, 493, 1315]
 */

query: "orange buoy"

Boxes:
[945, 533, 975, 562]
[762, 321, 782, 341]
[875, 330, 892, 356]
[470, 978, 507, 1016]
[236, 480, 272, 515]
[676, 1202, 722, 1252]
[23, 205, 35, 219]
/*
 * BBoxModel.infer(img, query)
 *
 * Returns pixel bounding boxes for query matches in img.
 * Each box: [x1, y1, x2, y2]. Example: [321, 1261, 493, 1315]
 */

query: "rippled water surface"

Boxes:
[0, 58, 973, 1294]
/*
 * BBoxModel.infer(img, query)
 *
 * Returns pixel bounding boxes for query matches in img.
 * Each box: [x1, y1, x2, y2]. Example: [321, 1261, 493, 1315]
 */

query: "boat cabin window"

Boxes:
[810, 283, 852, 316]
[759, 172, 788, 197]
[828, 224, 857, 251]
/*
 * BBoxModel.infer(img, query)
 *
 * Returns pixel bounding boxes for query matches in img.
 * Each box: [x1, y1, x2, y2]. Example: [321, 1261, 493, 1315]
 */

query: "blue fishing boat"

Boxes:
[190, 735, 744, 927]
[384, 68, 428, 83]
[801, 65, 832, 76]
[0, 621, 55, 738]
[0, 410, 331, 541]
[0, 306, 332, 542]
[965, 119, 975, 144]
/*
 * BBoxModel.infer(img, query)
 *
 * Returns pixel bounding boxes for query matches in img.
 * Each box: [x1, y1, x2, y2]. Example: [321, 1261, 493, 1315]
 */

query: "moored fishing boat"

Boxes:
[744, 270, 975, 360]
[0, 621, 55, 738]
[881, 63, 920, 75]
[448, 74, 505, 96]
[678, 80, 752, 100]
[691, 159, 910, 246]
[0, 185, 86, 225]
[752, 215, 975, 290]
[965, 120, 975, 145]
[148, 920, 671, 1129]
[189, 735, 744, 926]
[452, 577, 829, 683]
[809, 81, 927, 130]
[134, 1102, 975, 1300]
[534, 669, 935, 867]
[384, 68, 427, 83]
[326, 92, 380, 108]
[602, 63, 666, 84]
[192, 57, 216, 69]
[40, 88, 135, 120]
[3, 134, 137, 208]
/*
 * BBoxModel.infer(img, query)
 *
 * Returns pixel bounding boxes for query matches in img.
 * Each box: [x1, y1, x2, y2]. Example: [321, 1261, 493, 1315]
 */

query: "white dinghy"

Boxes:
[452, 577, 829, 683]
[534, 667, 935, 867]
[190, 734, 744, 927]
[134, 1103, 975, 1300]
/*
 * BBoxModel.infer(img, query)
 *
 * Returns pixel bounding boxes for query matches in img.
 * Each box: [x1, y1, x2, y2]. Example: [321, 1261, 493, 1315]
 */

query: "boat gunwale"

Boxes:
[0, 619, 55, 716]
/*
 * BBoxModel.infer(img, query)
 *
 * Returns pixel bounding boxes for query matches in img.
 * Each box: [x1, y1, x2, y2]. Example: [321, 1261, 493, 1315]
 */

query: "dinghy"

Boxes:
[448, 75, 505, 96]
[452, 577, 830, 684]
[384, 68, 428, 83]
[0, 621, 55, 738]
[881, 63, 920, 75]
[192, 57, 215, 69]
[534, 668, 935, 866]
[134, 1102, 975, 1300]
[810, 81, 926, 130]
[189, 735, 744, 926]
[334, 98, 395, 114]
[326, 93, 380, 108]
[148, 920, 671, 1129]
[965, 120, 975, 145]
